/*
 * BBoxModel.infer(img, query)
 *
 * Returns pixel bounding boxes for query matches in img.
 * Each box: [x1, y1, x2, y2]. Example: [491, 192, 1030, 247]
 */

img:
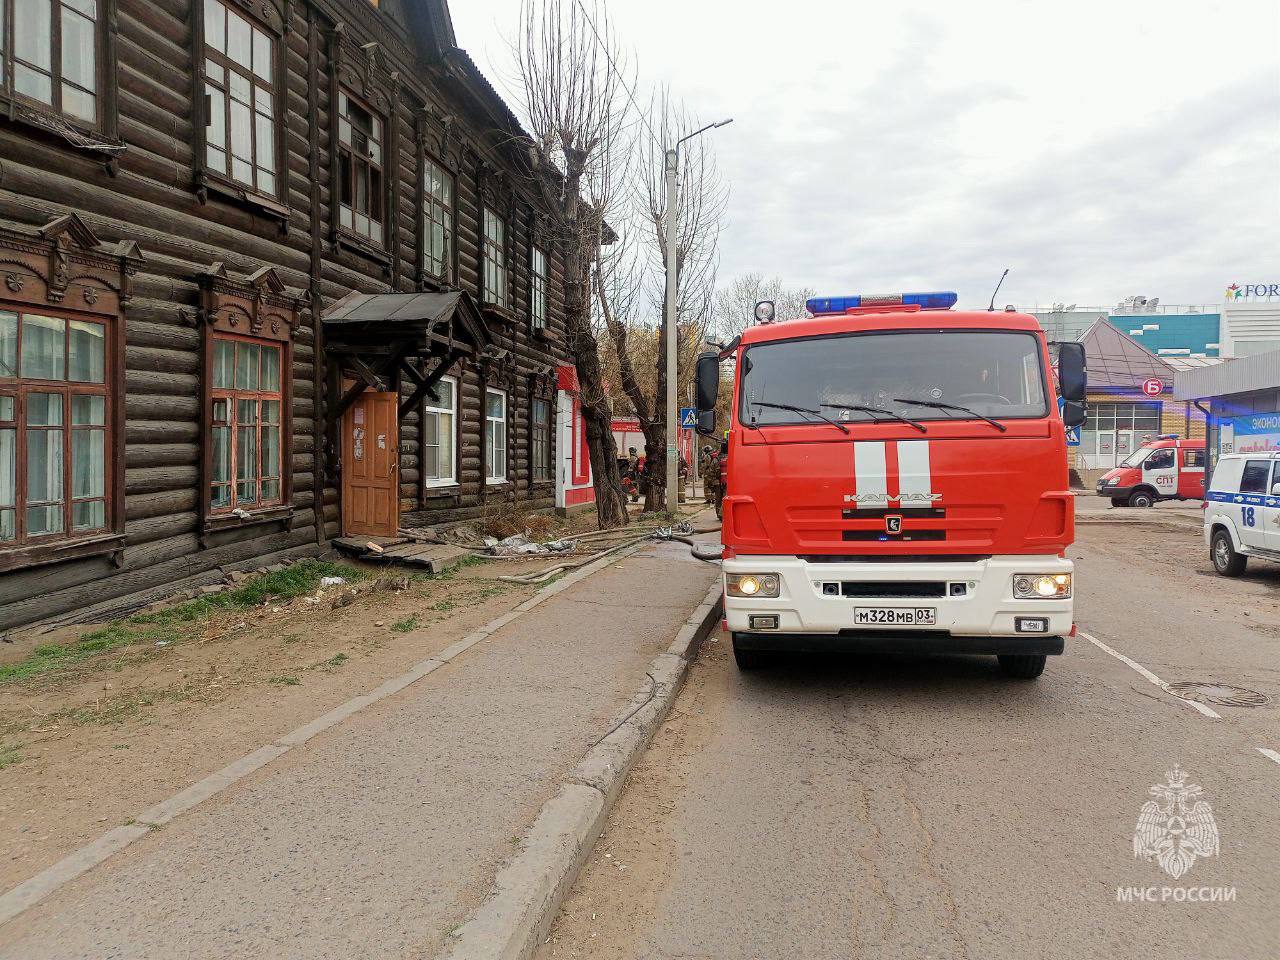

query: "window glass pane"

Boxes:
[226, 8, 251, 68]
[255, 111, 274, 174]
[15, 63, 53, 105]
[15, 0, 53, 71]
[0, 396, 12, 421]
[68, 320, 105, 382]
[207, 144, 228, 175]
[0, 509, 13, 542]
[212, 424, 230, 483]
[211, 484, 231, 509]
[21, 315, 66, 380]
[440, 412, 453, 480]
[27, 504, 63, 536]
[236, 424, 257, 502]
[236, 397, 257, 425]
[61, 7, 96, 90]
[496, 422, 506, 476]
[230, 97, 251, 164]
[261, 345, 280, 391]
[0, 427, 14, 507]
[61, 84, 95, 121]
[0, 311, 16, 377]
[1240, 461, 1270, 494]
[213, 339, 235, 388]
[422, 418, 439, 479]
[206, 83, 226, 150]
[261, 398, 280, 424]
[27, 392, 63, 425]
[204, 0, 225, 53]
[260, 478, 279, 501]
[72, 499, 104, 531]
[262, 424, 279, 478]
[72, 428, 104, 498]
[27, 427, 63, 503]
[252, 27, 271, 82]
[256, 169, 275, 195]
[72, 394, 104, 424]
[486, 390, 504, 418]
[235, 341, 260, 390]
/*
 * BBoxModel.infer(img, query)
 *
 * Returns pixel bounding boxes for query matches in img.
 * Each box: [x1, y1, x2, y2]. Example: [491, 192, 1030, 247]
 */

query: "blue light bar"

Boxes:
[805, 291, 959, 315]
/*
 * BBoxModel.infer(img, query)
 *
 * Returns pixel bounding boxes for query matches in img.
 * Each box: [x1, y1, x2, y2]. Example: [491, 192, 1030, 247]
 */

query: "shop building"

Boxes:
[1175, 349, 1280, 472]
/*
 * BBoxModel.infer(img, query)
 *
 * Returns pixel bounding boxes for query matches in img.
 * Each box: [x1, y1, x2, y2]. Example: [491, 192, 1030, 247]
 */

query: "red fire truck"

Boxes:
[693, 292, 1087, 679]
[1094, 436, 1205, 507]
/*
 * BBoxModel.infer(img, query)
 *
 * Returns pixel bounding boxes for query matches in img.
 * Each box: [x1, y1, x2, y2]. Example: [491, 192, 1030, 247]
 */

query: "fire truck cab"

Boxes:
[1095, 436, 1205, 508]
[694, 292, 1087, 680]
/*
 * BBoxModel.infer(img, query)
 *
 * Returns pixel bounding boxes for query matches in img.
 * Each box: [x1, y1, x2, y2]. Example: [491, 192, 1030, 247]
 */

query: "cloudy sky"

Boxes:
[450, 0, 1280, 312]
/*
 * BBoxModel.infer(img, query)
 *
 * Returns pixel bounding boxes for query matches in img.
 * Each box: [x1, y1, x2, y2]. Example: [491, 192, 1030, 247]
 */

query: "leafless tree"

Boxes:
[712, 273, 816, 340]
[514, 0, 631, 526]
[597, 93, 727, 511]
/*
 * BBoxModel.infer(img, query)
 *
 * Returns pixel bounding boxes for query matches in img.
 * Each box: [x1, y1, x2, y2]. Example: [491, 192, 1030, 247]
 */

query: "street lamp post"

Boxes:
[664, 118, 732, 515]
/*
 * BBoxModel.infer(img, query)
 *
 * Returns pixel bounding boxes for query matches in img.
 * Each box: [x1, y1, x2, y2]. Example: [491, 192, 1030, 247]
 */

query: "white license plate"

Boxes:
[854, 607, 937, 626]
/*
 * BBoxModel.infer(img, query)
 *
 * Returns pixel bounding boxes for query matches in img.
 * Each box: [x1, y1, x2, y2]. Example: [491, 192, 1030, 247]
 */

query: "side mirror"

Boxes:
[1062, 399, 1086, 429]
[1057, 342, 1086, 402]
[694, 352, 720, 436]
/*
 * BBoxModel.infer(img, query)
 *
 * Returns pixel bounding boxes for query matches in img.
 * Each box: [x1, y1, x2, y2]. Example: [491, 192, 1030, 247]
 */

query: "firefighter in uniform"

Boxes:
[699, 444, 721, 504]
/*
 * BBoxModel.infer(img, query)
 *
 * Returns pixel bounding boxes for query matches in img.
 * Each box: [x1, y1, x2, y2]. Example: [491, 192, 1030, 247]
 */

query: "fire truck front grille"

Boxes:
[840, 581, 947, 599]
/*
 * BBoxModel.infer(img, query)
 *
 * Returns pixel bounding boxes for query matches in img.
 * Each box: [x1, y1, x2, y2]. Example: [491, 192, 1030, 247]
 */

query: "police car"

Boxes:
[1204, 451, 1280, 576]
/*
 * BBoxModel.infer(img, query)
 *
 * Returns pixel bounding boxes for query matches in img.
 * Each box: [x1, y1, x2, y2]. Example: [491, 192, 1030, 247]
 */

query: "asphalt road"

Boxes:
[537, 521, 1280, 960]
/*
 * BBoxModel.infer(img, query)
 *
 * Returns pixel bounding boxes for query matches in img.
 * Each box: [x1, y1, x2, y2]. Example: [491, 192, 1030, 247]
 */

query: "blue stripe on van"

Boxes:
[1206, 491, 1279, 507]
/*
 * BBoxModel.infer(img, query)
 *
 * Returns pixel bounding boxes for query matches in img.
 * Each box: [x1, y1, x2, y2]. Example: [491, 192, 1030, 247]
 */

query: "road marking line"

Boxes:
[1077, 630, 1221, 719]
[1257, 748, 1280, 767]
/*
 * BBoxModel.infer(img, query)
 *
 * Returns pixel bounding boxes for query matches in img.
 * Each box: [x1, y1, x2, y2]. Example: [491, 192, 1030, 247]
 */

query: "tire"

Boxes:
[1110, 497, 1127, 507]
[1127, 489, 1155, 508]
[998, 654, 1047, 679]
[1211, 529, 1247, 577]
[732, 636, 767, 671]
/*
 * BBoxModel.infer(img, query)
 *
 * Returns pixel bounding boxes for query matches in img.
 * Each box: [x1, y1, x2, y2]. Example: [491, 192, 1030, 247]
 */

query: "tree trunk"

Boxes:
[596, 268, 666, 513]
[564, 251, 629, 528]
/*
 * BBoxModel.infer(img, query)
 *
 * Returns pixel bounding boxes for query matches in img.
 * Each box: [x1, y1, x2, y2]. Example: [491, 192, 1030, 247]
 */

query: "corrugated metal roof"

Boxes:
[1174, 348, 1280, 399]
[324, 290, 465, 324]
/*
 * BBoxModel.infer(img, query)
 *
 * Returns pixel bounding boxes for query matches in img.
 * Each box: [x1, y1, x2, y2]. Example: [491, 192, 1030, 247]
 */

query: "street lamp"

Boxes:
[664, 117, 732, 514]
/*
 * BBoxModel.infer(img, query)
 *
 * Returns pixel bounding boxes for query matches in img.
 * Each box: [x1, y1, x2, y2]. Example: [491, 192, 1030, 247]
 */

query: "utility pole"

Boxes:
[664, 118, 732, 514]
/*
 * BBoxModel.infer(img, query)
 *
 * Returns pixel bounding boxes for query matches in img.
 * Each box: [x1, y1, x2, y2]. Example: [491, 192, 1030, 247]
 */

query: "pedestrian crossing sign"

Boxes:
[680, 407, 697, 429]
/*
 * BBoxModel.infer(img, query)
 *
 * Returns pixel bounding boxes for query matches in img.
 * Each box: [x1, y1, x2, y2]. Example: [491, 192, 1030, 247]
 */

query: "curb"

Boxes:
[0, 538, 657, 929]
[438, 578, 724, 960]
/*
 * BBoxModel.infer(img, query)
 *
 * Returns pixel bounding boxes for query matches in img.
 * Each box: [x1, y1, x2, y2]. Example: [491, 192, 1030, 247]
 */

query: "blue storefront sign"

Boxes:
[1221, 413, 1280, 455]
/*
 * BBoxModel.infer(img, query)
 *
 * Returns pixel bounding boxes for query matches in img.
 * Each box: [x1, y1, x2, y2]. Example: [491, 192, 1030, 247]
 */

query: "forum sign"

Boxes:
[1225, 283, 1280, 300]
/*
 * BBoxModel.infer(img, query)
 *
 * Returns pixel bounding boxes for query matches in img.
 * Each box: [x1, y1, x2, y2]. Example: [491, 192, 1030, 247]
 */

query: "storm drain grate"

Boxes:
[1166, 682, 1272, 708]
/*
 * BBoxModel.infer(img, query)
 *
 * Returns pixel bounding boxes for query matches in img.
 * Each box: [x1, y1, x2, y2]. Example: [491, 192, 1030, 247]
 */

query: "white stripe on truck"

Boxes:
[896, 440, 935, 502]
[853, 441, 887, 502]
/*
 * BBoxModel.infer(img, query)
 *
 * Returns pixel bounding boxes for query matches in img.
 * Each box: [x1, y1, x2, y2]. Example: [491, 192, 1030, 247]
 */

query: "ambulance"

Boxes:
[693, 292, 1086, 680]
[1094, 436, 1206, 507]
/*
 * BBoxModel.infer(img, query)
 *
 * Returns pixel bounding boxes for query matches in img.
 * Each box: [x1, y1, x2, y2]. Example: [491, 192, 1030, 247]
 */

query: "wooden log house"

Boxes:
[0, 0, 593, 631]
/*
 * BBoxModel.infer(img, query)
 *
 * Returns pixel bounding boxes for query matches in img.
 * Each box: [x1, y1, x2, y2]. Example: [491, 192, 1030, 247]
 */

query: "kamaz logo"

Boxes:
[843, 492, 942, 504]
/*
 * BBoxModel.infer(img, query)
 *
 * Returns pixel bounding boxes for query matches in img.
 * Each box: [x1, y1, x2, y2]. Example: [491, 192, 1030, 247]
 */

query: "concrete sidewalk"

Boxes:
[0, 539, 719, 960]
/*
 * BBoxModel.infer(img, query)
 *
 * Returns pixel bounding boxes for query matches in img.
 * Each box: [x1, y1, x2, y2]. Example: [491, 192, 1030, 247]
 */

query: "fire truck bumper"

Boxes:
[723, 554, 1073, 655]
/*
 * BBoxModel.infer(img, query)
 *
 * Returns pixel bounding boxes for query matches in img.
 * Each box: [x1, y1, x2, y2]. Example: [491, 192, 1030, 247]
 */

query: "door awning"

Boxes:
[323, 289, 490, 351]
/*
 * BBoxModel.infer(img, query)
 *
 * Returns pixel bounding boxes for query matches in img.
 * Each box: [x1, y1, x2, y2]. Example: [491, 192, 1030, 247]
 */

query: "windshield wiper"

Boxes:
[891, 398, 1008, 432]
[820, 403, 927, 434]
[750, 401, 849, 434]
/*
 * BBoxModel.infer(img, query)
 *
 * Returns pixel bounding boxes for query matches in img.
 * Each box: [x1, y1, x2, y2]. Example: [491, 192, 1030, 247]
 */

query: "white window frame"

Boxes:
[485, 387, 507, 484]
[422, 374, 457, 488]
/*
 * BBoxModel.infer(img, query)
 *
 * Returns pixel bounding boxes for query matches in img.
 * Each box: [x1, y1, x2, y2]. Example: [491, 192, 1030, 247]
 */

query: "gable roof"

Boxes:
[1079, 318, 1178, 392]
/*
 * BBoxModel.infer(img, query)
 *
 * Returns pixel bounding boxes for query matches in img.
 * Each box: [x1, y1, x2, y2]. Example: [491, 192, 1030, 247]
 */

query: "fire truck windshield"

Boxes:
[739, 330, 1048, 427]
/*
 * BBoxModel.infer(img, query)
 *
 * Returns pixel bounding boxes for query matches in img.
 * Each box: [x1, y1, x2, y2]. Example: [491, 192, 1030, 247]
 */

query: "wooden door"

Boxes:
[341, 391, 399, 538]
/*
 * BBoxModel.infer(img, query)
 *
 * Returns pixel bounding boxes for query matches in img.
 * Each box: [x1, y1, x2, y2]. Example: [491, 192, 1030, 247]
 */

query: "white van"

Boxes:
[1204, 451, 1280, 576]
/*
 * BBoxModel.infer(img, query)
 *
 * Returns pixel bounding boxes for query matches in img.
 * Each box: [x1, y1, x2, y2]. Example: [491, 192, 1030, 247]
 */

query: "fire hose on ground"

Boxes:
[495, 523, 723, 584]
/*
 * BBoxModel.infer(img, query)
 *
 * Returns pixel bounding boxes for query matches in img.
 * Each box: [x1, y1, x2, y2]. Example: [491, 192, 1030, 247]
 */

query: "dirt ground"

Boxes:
[0, 505, 676, 889]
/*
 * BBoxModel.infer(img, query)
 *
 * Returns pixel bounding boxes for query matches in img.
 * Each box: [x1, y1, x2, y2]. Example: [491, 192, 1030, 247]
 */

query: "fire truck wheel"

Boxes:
[998, 654, 1047, 679]
[1211, 530, 1247, 577]
[1127, 489, 1156, 508]
[732, 637, 768, 671]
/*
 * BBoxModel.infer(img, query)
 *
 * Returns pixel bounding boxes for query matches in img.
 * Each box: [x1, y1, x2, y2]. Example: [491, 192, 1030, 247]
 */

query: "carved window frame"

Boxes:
[198, 264, 301, 541]
[0, 215, 138, 573]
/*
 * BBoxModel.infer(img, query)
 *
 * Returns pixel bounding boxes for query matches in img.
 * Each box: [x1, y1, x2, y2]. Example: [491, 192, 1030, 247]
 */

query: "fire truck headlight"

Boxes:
[754, 300, 776, 324]
[727, 573, 780, 598]
[1105, 477, 1119, 485]
[1014, 574, 1071, 599]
